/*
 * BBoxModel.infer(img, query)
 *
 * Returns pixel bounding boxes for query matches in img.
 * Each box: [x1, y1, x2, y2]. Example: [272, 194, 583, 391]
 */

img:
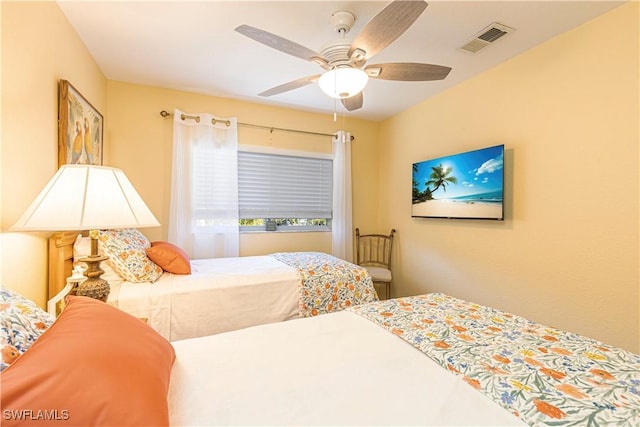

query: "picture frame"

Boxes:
[58, 80, 103, 167]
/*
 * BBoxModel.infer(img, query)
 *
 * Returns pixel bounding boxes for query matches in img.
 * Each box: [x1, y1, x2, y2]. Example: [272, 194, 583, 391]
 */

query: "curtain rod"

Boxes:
[159, 110, 354, 141]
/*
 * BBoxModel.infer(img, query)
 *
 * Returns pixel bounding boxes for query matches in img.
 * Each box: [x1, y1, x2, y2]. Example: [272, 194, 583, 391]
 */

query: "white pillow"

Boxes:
[73, 235, 125, 286]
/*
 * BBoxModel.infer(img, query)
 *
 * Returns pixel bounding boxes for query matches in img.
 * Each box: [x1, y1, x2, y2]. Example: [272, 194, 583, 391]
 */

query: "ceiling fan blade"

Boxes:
[366, 62, 451, 81]
[235, 24, 323, 62]
[349, 0, 428, 61]
[341, 92, 364, 111]
[258, 74, 321, 97]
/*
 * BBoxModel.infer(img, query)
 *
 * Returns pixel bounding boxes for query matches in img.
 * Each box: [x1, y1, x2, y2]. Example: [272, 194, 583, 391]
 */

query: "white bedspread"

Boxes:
[168, 311, 526, 426]
[108, 256, 299, 341]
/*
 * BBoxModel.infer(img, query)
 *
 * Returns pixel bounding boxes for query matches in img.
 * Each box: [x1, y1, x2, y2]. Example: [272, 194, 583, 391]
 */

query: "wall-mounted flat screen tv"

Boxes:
[412, 144, 504, 220]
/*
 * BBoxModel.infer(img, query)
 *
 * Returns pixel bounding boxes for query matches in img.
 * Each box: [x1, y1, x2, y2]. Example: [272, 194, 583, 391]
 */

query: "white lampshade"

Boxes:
[12, 165, 160, 231]
[318, 67, 369, 99]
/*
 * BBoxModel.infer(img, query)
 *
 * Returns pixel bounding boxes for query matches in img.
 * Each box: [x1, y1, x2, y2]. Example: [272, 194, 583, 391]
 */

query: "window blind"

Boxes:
[238, 151, 332, 219]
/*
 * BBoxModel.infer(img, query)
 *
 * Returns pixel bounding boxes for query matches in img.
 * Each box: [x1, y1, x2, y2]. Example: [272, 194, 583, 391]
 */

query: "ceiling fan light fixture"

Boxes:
[318, 67, 369, 99]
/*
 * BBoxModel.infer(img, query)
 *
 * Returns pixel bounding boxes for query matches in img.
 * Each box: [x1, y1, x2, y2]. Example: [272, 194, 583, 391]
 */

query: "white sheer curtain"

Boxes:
[169, 109, 239, 259]
[332, 130, 353, 262]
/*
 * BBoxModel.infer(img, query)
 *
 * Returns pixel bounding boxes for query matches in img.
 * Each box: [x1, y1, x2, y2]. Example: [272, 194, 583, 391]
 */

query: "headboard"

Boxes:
[48, 231, 84, 301]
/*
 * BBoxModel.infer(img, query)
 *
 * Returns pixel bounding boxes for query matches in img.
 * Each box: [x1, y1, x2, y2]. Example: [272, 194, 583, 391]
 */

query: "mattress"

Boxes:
[109, 255, 300, 341]
[168, 310, 525, 426]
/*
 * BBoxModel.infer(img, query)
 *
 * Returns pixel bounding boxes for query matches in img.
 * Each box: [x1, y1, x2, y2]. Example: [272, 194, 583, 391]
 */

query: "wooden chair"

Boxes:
[355, 228, 396, 300]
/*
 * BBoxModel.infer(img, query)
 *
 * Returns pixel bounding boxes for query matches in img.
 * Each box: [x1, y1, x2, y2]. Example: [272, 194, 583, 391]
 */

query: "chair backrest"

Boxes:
[355, 228, 396, 270]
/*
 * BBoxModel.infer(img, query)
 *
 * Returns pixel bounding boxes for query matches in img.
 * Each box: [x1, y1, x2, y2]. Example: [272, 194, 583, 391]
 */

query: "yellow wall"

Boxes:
[379, 2, 639, 352]
[105, 81, 381, 255]
[0, 1, 107, 307]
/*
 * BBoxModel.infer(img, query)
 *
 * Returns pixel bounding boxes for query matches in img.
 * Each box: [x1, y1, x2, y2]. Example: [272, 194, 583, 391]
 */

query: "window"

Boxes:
[238, 149, 332, 231]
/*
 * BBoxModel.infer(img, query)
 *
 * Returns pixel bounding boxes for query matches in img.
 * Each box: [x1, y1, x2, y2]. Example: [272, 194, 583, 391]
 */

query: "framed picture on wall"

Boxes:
[58, 79, 103, 167]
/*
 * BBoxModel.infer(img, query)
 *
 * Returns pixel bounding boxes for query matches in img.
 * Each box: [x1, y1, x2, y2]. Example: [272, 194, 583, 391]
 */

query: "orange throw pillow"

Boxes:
[146, 241, 191, 274]
[0, 296, 175, 426]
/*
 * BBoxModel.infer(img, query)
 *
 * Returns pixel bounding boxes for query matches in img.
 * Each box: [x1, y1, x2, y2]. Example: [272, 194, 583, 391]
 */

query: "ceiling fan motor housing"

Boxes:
[320, 41, 352, 67]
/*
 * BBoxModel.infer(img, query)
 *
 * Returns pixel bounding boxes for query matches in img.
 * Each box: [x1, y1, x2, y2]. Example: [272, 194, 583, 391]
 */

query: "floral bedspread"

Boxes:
[349, 293, 640, 426]
[271, 252, 378, 317]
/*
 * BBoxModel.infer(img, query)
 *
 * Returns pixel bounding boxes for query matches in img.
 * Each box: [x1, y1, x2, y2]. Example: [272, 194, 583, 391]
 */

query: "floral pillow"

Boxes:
[0, 288, 55, 371]
[98, 229, 163, 283]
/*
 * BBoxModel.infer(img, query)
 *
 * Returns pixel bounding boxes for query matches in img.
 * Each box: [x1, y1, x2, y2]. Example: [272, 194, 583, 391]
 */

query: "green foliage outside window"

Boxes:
[240, 218, 329, 229]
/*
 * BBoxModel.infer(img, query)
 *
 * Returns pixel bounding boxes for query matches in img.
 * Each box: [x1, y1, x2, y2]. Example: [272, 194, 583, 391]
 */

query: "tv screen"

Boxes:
[412, 144, 504, 220]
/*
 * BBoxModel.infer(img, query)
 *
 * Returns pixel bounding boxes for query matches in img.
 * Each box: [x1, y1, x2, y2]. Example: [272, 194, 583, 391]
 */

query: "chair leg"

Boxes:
[386, 282, 391, 300]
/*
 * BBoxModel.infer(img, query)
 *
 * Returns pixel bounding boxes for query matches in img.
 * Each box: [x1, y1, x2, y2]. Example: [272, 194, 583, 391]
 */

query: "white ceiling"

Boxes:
[57, 1, 624, 122]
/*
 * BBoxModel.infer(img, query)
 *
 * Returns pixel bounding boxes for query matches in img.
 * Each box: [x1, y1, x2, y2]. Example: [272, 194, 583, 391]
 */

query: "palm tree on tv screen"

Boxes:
[426, 164, 457, 195]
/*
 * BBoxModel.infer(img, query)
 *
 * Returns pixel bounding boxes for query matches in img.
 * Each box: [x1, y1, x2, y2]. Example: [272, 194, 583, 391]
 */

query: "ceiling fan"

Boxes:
[235, 0, 451, 112]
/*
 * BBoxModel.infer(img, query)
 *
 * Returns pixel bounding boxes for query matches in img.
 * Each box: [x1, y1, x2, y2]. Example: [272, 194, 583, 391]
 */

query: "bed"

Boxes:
[48, 231, 378, 341]
[2, 289, 638, 426]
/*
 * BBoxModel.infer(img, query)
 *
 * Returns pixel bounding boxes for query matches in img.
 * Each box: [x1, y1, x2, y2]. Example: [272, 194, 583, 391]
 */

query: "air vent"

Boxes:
[460, 22, 515, 54]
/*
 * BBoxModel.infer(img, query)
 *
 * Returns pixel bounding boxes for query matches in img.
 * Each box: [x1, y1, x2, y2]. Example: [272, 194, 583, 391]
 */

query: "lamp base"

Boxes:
[76, 255, 110, 302]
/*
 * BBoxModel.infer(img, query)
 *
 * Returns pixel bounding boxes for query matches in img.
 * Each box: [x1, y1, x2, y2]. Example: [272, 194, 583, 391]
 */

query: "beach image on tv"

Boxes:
[412, 144, 504, 220]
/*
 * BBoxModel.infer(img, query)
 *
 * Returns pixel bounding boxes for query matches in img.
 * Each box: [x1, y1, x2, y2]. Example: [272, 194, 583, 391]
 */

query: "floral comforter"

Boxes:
[271, 252, 378, 317]
[349, 293, 640, 426]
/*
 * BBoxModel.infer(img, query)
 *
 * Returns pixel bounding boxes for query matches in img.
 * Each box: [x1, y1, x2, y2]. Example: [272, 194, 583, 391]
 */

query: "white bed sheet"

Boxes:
[108, 256, 299, 341]
[168, 310, 526, 426]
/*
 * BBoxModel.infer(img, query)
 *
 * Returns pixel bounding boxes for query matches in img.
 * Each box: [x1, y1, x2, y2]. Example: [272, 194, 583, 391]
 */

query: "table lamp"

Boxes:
[11, 165, 160, 301]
